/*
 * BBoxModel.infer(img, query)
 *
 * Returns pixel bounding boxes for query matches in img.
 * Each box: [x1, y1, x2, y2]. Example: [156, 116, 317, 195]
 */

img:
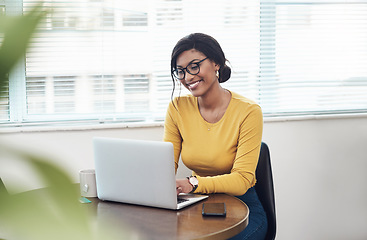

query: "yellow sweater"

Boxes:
[163, 91, 263, 196]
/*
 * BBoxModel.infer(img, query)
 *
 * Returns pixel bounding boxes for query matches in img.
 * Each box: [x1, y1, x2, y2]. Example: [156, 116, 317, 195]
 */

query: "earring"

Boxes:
[216, 71, 219, 79]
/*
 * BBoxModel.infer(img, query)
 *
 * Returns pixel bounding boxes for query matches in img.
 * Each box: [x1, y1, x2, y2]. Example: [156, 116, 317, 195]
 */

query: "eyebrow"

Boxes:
[176, 58, 201, 68]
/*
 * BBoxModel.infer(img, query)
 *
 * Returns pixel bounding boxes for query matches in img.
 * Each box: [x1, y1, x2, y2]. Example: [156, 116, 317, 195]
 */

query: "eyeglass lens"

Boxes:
[175, 63, 199, 79]
[173, 58, 207, 80]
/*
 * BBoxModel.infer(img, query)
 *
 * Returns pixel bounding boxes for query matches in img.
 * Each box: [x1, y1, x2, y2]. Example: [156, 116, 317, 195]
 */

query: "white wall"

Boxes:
[263, 116, 367, 240]
[0, 115, 366, 240]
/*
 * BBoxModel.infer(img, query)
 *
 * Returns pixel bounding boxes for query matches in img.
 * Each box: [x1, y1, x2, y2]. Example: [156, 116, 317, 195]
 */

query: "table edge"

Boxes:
[194, 197, 250, 240]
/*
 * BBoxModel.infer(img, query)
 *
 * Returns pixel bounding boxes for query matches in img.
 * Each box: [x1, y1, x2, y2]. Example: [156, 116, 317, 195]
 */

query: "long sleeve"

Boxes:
[163, 92, 263, 196]
[195, 104, 263, 196]
[163, 100, 182, 173]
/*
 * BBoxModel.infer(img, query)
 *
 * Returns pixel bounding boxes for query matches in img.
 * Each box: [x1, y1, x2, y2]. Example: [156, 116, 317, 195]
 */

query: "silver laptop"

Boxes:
[93, 137, 208, 210]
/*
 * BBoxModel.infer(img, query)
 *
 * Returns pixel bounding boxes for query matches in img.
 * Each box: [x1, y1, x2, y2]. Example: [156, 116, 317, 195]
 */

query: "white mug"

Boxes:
[79, 169, 97, 197]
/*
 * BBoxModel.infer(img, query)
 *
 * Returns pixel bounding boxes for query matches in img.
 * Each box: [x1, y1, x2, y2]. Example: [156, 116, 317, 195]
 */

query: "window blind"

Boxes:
[259, 0, 367, 116]
[2, 0, 367, 126]
[0, 1, 9, 121]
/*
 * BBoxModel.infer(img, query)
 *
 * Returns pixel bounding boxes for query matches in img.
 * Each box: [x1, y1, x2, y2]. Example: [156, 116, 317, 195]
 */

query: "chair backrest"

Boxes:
[254, 142, 276, 240]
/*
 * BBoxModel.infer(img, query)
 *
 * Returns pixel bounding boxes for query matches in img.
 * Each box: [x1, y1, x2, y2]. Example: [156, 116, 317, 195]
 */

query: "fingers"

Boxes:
[176, 186, 182, 195]
[176, 179, 185, 195]
[176, 178, 192, 195]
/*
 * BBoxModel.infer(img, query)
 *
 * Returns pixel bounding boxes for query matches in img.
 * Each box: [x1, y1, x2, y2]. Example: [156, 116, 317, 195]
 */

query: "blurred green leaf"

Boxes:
[0, 5, 45, 94]
[0, 5, 106, 240]
[0, 151, 95, 240]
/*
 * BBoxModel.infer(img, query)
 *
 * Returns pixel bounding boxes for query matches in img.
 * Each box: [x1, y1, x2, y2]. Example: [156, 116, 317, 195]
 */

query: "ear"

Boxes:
[214, 63, 220, 71]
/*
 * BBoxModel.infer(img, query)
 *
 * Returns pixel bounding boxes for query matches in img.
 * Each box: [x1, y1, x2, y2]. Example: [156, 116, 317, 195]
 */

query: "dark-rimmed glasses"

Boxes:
[172, 57, 208, 80]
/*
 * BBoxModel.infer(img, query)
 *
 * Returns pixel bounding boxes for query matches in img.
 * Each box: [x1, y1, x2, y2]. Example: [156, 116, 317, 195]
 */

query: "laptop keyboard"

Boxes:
[177, 198, 189, 204]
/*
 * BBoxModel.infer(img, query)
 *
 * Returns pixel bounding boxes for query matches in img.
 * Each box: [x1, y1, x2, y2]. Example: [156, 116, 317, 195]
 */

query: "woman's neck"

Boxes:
[197, 86, 231, 123]
[198, 86, 229, 110]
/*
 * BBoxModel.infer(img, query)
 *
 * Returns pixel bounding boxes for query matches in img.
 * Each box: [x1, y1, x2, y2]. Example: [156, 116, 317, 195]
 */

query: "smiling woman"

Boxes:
[165, 33, 267, 240]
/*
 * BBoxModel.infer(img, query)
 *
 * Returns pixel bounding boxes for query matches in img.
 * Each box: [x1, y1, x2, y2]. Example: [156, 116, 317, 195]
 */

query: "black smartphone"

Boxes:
[202, 203, 226, 217]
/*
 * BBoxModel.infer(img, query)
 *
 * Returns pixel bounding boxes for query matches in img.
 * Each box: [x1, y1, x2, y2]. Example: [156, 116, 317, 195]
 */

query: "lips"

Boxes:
[186, 80, 203, 90]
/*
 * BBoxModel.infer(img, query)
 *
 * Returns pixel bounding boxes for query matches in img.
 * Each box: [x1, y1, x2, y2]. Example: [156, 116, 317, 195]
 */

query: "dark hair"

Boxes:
[170, 33, 231, 97]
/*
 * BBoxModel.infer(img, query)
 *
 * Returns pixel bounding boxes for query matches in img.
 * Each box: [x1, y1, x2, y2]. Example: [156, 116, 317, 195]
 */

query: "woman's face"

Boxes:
[175, 49, 219, 97]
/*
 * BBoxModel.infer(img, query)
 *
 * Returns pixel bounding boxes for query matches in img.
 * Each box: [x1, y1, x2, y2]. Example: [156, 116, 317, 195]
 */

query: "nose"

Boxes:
[184, 70, 194, 81]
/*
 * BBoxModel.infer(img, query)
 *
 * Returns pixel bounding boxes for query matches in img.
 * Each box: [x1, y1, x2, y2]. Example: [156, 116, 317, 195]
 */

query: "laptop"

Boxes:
[93, 137, 208, 210]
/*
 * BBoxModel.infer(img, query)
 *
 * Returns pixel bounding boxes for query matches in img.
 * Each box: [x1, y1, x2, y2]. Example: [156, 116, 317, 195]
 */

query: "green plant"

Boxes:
[0, 151, 96, 240]
[0, 6, 116, 240]
[0, 6, 42, 93]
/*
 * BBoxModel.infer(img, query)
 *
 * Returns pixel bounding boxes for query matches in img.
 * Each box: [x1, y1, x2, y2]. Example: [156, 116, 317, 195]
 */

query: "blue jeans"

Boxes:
[229, 187, 268, 240]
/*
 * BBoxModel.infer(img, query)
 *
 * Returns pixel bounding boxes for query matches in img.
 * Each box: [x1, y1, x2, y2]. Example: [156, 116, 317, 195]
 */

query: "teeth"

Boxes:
[188, 80, 201, 89]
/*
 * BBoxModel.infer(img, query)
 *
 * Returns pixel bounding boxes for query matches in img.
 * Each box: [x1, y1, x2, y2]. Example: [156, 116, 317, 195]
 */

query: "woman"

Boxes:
[164, 33, 267, 240]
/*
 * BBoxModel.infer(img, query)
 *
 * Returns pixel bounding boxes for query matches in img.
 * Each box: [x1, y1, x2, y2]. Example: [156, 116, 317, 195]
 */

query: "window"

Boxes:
[122, 12, 148, 27]
[0, 1, 7, 121]
[0, 88, 8, 121]
[93, 75, 115, 95]
[2, 0, 367, 126]
[124, 74, 149, 94]
[258, 0, 367, 115]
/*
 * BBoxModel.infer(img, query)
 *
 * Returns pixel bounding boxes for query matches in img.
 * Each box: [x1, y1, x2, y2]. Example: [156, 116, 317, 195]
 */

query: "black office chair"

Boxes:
[255, 142, 276, 240]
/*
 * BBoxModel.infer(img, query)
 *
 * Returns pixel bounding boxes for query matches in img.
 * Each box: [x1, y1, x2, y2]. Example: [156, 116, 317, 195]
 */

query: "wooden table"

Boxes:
[83, 193, 249, 240]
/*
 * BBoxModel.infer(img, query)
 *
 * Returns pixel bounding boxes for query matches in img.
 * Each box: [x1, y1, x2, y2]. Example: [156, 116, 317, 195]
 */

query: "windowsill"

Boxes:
[1, 112, 367, 133]
[0, 120, 165, 133]
[263, 112, 367, 123]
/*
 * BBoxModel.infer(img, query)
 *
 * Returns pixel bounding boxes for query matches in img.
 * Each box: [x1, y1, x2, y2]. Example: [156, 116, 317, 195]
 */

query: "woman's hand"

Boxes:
[176, 178, 193, 195]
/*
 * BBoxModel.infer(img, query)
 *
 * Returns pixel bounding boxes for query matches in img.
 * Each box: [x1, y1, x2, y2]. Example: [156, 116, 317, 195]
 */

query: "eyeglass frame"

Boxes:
[171, 57, 209, 80]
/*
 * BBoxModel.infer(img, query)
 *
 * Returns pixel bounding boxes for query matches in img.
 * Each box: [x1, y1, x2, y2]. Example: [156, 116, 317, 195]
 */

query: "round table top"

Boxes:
[83, 193, 249, 240]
